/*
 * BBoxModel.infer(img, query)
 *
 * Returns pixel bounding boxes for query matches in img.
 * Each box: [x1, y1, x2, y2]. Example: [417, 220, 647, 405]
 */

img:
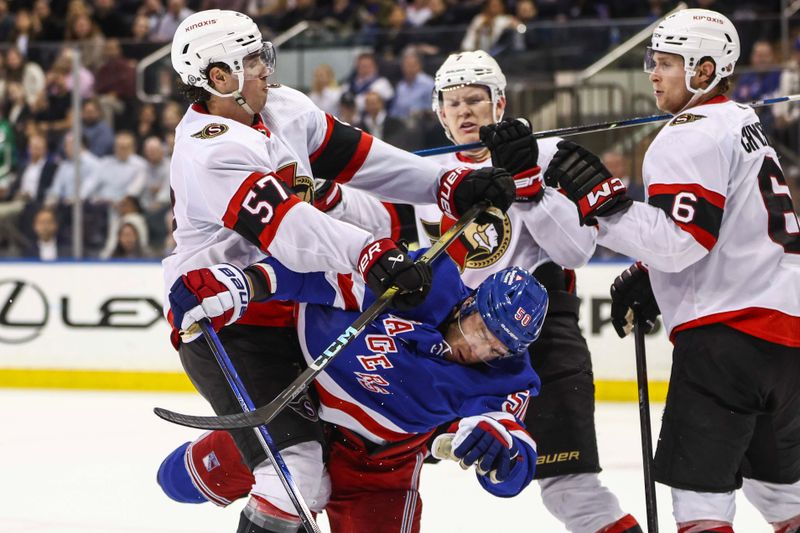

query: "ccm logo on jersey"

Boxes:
[584, 178, 625, 208]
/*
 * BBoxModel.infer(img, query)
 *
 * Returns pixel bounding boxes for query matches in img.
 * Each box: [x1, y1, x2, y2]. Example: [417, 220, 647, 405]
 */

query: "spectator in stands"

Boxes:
[4, 47, 45, 108]
[2, 81, 32, 161]
[92, 0, 130, 38]
[22, 206, 68, 260]
[8, 9, 38, 58]
[52, 47, 95, 100]
[151, 0, 194, 42]
[276, 0, 322, 32]
[0, 0, 14, 43]
[375, 5, 415, 59]
[309, 63, 343, 116]
[106, 212, 151, 259]
[134, 104, 163, 150]
[65, 13, 105, 71]
[81, 99, 114, 157]
[0, 108, 15, 192]
[416, 0, 461, 55]
[406, 0, 433, 27]
[460, 0, 517, 53]
[82, 131, 146, 204]
[733, 39, 781, 132]
[389, 49, 435, 119]
[602, 149, 643, 201]
[160, 101, 183, 137]
[346, 52, 394, 113]
[46, 132, 98, 206]
[318, 0, 360, 35]
[11, 133, 56, 204]
[337, 91, 358, 124]
[773, 37, 800, 139]
[140, 136, 170, 214]
[357, 91, 408, 148]
[33, 0, 65, 42]
[94, 39, 137, 129]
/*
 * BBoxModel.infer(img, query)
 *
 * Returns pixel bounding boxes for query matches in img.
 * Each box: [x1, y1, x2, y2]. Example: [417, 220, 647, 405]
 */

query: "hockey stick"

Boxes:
[154, 202, 488, 430]
[413, 93, 800, 157]
[198, 321, 321, 533]
[633, 319, 658, 533]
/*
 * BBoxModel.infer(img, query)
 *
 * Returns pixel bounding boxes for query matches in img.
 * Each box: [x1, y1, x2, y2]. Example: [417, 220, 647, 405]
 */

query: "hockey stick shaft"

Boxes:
[154, 202, 488, 431]
[199, 321, 321, 533]
[413, 93, 800, 157]
[634, 320, 658, 533]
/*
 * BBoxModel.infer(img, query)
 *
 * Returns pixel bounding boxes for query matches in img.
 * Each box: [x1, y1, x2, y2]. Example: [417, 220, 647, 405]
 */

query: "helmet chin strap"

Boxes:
[677, 70, 722, 114]
[203, 72, 258, 116]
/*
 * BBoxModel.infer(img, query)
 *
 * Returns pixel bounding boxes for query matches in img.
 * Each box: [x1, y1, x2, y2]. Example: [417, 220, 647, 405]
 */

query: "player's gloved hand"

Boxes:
[169, 263, 251, 342]
[610, 262, 661, 338]
[437, 166, 515, 224]
[480, 118, 539, 176]
[358, 238, 432, 310]
[544, 140, 632, 225]
[431, 415, 522, 484]
[313, 178, 342, 213]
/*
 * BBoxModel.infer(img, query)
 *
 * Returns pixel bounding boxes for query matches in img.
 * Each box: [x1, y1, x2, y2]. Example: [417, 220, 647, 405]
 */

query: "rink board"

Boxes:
[0, 261, 672, 400]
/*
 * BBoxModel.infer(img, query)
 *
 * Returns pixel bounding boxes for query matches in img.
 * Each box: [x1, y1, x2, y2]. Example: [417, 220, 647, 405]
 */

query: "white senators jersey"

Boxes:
[329, 137, 597, 290]
[598, 96, 800, 347]
[164, 86, 453, 328]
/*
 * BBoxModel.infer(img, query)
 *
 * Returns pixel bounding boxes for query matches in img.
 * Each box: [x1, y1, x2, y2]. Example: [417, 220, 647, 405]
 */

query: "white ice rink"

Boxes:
[0, 389, 772, 532]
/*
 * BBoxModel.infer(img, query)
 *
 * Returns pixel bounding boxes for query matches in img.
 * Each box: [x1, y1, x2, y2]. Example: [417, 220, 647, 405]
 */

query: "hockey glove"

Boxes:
[358, 238, 432, 310]
[544, 140, 632, 225]
[437, 166, 515, 224]
[169, 263, 251, 342]
[480, 118, 539, 175]
[610, 262, 661, 338]
[313, 179, 343, 213]
[431, 415, 523, 484]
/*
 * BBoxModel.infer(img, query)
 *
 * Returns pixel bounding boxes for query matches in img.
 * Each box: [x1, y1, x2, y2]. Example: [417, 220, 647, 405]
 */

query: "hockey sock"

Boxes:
[677, 521, 734, 533]
[772, 513, 800, 533]
[237, 495, 302, 533]
[156, 442, 207, 504]
[598, 514, 643, 533]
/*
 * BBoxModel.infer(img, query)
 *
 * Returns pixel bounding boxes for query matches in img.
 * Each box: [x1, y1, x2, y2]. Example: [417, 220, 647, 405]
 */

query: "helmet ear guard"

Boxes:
[461, 267, 549, 357]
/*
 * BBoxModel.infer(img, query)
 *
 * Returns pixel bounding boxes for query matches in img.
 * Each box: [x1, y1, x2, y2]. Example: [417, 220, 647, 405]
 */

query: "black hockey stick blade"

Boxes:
[154, 202, 486, 430]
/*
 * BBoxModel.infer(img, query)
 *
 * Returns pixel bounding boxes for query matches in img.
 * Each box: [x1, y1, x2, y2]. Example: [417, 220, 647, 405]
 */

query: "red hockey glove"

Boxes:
[610, 262, 661, 338]
[544, 140, 632, 225]
[437, 166, 515, 224]
[169, 263, 251, 342]
[313, 179, 343, 213]
[358, 238, 432, 310]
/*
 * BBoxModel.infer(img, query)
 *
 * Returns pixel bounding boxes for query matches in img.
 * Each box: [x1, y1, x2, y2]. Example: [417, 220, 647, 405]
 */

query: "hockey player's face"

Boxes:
[445, 309, 511, 365]
[440, 85, 496, 144]
[648, 51, 691, 113]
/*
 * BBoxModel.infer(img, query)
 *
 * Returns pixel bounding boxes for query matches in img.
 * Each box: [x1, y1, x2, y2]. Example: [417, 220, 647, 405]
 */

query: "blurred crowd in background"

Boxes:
[0, 0, 796, 261]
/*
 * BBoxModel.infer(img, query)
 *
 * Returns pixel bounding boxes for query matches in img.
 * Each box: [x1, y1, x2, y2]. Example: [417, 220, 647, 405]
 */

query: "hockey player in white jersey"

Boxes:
[163, 10, 515, 533]
[318, 50, 642, 533]
[546, 9, 800, 533]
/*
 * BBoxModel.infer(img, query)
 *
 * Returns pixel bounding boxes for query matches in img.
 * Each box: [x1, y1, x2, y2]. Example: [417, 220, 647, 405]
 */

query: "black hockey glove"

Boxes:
[358, 238, 432, 310]
[437, 166, 515, 224]
[610, 262, 660, 338]
[544, 140, 632, 225]
[479, 118, 539, 176]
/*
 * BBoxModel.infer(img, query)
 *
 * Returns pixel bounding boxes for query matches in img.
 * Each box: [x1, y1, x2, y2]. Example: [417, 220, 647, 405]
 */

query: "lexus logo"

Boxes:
[0, 280, 49, 344]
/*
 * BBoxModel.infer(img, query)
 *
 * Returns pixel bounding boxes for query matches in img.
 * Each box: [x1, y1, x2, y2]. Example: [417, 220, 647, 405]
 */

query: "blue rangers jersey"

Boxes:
[261, 251, 540, 497]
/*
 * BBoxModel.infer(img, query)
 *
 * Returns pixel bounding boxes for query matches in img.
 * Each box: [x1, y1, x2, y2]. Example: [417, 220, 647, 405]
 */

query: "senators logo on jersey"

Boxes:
[421, 214, 512, 271]
[669, 113, 707, 126]
[191, 123, 229, 139]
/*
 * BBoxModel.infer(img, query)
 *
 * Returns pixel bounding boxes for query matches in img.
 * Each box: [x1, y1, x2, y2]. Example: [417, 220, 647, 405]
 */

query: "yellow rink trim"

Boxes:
[0, 368, 669, 402]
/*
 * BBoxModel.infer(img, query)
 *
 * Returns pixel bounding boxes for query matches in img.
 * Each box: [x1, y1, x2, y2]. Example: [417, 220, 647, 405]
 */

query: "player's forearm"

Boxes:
[597, 201, 708, 272]
[329, 185, 395, 240]
[524, 189, 597, 268]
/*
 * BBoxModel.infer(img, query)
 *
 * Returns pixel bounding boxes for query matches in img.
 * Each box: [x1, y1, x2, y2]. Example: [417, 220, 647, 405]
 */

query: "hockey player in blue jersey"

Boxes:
[159, 250, 548, 532]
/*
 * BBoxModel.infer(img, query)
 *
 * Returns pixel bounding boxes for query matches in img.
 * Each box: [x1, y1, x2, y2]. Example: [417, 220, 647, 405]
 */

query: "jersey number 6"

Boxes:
[758, 156, 800, 254]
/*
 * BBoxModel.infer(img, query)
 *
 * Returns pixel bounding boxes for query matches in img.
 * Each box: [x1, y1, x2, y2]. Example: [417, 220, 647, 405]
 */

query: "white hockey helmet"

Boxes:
[171, 10, 274, 105]
[645, 8, 739, 96]
[432, 50, 507, 141]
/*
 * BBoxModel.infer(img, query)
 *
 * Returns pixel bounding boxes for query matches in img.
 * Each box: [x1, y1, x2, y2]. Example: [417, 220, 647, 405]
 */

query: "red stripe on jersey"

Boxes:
[221, 171, 268, 230]
[314, 382, 415, 442]
[238, 300, 295, 327]
[309, 114, 335, 163]
[674, 220, 718, 250]
[456, 151, 490, 164]
[336, 273, 359, 311]
[334, 132, 373, 184]
[671, 307, 800, 347]
[496, 418, 526, 434]
[700, 95, 730, 106]
[255, 194, 303, 250]
[382, 202, 402, 241]
[648, 183, 726, 209]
